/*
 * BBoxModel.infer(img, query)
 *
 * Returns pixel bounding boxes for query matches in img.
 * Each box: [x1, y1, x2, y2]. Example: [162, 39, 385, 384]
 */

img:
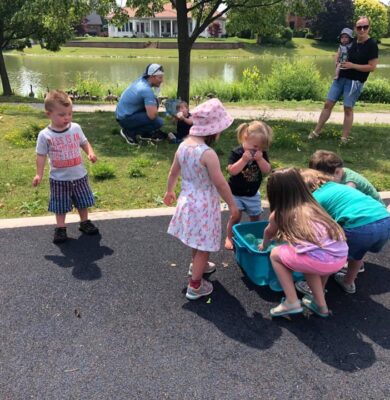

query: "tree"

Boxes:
[354, 0, 388, 41]
[125, 1, 323, 102]
[310, 0, 354, 42]
[0, 0, 126, 96]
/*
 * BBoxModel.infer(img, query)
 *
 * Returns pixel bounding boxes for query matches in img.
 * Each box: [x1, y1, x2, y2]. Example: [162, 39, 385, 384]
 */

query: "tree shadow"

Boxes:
[182, 280, 282, 350]
[44, 233, 113, 280]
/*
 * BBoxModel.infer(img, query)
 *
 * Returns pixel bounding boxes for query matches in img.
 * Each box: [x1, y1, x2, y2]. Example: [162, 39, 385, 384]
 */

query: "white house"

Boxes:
[108, 4, 226, 38]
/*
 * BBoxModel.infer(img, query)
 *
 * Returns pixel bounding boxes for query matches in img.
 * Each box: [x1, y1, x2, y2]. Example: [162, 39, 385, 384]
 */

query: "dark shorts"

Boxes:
[344, 217, 390, 260]
[49, 175, 95, 214]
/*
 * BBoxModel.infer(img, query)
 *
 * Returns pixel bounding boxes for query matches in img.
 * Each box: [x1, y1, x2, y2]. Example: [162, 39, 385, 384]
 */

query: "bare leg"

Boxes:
[55, 214, 66, 228]
[321, 275, 329, 290]
[313, 100, 336, 135]
[249, 214, 261, 222]
[305, 273, 327, 309]
[270, 249, 299, 304]
[77, 207, 89, 222]
[342, 106, 353, 139]
[343, 259, 364, 285]
[191, 250, 210, 281]
[225, 210, 242, 250]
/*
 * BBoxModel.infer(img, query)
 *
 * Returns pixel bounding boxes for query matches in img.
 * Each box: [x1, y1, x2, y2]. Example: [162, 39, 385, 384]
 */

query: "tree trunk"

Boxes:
[175, 0, 193, 103]
[0, 49, 12, 96]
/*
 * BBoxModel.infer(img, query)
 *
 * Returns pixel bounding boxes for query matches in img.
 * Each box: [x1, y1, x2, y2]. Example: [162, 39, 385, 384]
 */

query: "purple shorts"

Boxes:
[277, 245, 347, 276]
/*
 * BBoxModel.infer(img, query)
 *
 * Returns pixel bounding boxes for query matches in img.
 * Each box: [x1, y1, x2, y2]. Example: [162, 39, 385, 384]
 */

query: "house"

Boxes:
[287, 13, 308, 30]
[84, 12, 103, 36]
[108, 3, 226, 38]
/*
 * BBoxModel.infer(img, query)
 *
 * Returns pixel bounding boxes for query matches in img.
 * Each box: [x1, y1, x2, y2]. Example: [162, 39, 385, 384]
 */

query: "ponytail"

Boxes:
[236, 123, 249, 144]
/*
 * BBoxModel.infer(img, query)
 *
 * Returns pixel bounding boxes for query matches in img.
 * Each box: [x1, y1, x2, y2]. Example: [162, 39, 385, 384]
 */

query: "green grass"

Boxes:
[0, 104, 389, 219]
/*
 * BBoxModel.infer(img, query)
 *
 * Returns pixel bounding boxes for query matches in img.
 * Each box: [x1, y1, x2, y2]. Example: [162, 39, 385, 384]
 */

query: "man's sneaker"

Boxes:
[188, 261, 216, 276]
[79, 220, 99, 235]
[53, 227, 68, 244]
[186, 279, 213, 300]
[120, 129, 137, 146]
[334, 272, 356, 294]
[340, 263, 365, 274]
[295, 280, 327, 297]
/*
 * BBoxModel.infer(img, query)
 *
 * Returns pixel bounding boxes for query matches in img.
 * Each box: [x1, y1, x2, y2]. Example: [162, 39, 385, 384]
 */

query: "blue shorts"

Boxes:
[49, 175, 95, 214]
[344, 217, 390, 260]
[327, 77, 364, 108]
[233, 192, 263, 217]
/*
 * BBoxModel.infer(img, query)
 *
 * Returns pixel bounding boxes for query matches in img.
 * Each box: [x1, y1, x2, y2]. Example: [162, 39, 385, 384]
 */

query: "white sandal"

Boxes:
[308, 131, 320, 139]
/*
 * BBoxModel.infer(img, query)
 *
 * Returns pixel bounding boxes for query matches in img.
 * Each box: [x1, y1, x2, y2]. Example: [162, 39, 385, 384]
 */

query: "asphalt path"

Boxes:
[1, 211, 389, 399]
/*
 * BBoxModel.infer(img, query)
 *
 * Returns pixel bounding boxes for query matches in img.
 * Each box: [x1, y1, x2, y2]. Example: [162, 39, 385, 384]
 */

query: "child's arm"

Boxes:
[345, 181, 357, 189]
[202, 150, 239, 219]
[258, 212, 278, 250]
[163, 154, 181, 206]
[254, 151, 271, 175]
[32, 154, 47, 187]
[81, 141, 97, 163]
[335, 48, 341, 65]
[227, 151, 252, 176]
[177, 113, 193, 126]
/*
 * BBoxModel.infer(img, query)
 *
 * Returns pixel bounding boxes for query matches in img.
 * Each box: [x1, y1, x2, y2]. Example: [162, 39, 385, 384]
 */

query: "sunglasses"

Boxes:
[356, 25, 369, 31]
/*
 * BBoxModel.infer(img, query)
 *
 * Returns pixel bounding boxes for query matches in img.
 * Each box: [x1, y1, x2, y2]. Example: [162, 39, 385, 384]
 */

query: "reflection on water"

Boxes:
[5, 53, 390, 96]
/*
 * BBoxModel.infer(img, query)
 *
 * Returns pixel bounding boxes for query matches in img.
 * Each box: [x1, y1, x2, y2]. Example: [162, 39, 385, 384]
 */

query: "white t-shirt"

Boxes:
[36, 122, 88, 181]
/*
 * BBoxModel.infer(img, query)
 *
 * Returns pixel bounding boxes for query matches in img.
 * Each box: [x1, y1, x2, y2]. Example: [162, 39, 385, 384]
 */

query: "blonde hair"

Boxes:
[236, 121, 273, 150]
[44, 90, 72, 112]
[299, 168, 333, 192]
[267, 167, 345, 245]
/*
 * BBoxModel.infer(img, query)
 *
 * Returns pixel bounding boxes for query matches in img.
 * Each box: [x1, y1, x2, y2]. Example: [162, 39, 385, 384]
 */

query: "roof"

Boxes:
[85, 11, 102, 26]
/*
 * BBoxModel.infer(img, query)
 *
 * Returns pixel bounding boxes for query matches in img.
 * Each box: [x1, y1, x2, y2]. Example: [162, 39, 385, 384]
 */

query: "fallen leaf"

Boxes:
[222, 262, 228, 268]
[74, 309, 81, 318]
[206, 298, 212, 304]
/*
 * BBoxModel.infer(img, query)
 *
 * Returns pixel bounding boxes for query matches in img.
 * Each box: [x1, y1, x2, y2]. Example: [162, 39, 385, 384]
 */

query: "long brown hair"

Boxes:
[267, 167, 345, 245]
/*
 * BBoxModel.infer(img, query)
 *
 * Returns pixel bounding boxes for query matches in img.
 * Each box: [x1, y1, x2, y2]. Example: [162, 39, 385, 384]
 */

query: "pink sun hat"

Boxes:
[189, 98, 234, 136]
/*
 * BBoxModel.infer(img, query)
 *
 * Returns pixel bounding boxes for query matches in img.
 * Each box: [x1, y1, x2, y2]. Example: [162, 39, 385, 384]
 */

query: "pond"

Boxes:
[5, 53, 390, 96]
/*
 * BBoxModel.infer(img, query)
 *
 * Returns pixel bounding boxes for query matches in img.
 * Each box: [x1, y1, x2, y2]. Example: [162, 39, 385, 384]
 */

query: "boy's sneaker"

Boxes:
[150, 129, 167, 142]
[120, 129, 137, 146]
[53, 227, 68, 244]
[340, 263, 365, 274]
[334, 272, 356, 294]
[186, 279, 213, 300]
[188, 261, 216, 277]
[79, 220, 99, 235]
[167, 132, 176, 142]
[295, 280, 327, 297]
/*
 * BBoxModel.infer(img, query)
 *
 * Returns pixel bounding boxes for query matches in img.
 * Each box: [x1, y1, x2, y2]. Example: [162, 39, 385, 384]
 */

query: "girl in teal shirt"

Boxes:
[301, 169, 390, 295]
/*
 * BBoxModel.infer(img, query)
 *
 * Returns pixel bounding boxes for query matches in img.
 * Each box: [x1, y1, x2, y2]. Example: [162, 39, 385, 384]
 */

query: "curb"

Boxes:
[1, 194, 389, 229]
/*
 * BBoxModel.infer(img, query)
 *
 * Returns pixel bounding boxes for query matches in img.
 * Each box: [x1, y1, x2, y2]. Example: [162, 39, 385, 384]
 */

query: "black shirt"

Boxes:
[339, 38, 378, 83]
[228, 146, 269, 197]
[176, 113, 192, 139]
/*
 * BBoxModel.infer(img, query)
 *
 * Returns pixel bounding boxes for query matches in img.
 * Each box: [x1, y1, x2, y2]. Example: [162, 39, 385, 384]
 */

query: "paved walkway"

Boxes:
[26, 103, 390, 124]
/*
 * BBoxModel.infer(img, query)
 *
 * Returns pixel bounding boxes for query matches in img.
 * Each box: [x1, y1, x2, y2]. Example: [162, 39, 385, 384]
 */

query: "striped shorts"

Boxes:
[49, 175, 95, 214]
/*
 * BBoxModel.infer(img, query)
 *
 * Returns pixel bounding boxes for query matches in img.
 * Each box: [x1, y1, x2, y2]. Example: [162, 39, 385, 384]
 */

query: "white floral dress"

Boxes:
[168, 143, 221, 252]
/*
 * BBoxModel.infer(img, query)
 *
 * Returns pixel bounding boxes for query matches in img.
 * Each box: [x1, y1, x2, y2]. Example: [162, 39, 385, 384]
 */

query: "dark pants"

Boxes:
[117, 111, 163, 140]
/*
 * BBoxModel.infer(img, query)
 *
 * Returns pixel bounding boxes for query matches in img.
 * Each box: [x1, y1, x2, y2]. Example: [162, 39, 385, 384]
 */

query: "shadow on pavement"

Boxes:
[183, 280, 282, 350]
[44, 233, 114, 280]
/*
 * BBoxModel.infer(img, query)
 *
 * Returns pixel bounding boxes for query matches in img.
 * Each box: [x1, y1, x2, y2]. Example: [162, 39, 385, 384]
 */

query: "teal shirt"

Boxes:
[341, 167, 383, 204]
[313, 182, 389, 229]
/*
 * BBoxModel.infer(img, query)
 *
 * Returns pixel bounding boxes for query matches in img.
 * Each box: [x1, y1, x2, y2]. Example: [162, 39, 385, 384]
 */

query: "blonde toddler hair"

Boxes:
[236, 120, 273, 150]
[44, 90, 72, 112]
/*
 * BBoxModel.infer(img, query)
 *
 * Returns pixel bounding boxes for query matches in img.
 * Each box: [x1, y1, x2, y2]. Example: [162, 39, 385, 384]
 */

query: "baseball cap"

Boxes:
[143, 63, 164, 77]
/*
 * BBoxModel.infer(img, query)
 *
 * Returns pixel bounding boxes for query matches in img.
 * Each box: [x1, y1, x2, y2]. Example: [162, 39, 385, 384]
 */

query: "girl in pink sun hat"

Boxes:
[164, 98, 239, 300]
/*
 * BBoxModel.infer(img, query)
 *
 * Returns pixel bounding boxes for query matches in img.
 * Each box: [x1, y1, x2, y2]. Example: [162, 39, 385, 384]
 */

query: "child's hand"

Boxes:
[88, 153, 97, 163]
[253, 151, 263, 162]
[32, 175, 42, 187]
[163, 191, 176, 206]
[176, 111, 184, 120]
[258, 242, 264, 251]
[242, 150, 253, 163]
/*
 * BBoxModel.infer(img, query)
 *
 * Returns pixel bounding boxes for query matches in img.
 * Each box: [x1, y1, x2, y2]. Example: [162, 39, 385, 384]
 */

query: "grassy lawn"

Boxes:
[1, 104, 389, 219]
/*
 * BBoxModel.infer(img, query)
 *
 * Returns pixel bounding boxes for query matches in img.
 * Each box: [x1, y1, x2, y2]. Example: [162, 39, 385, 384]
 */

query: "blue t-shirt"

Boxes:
[313, 181, 389, 229]
[116, 77, 157, 120]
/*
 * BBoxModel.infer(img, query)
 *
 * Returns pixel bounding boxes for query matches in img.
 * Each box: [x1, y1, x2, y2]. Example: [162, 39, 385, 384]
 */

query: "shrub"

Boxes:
[5, 122, 45, 147]
[359, 79, 390, 103]
[91, 163, 116, 181]
[128, 167, 146, 178]
[282, 27, 293, 41]
[264, 59, 325, 101]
